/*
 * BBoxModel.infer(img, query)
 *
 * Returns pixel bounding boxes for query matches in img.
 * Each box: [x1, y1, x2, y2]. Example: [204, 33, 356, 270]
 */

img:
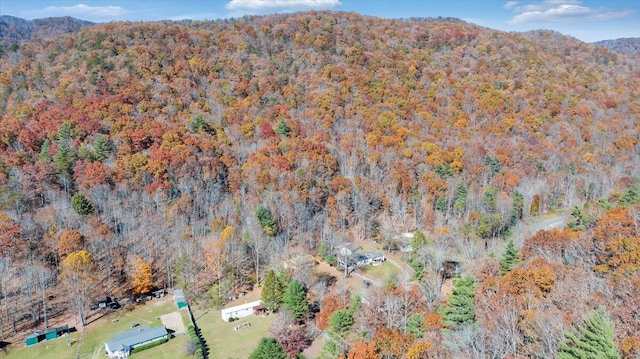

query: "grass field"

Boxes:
[192, 305, 276, 359]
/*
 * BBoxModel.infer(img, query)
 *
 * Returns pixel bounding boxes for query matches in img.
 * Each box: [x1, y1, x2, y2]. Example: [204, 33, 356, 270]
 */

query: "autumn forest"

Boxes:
[0, 11, 639, 358]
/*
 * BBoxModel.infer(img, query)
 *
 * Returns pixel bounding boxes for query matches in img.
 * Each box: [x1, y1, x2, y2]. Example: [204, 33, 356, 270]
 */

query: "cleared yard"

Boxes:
[358, 260, 401, 284]
[0, 297, 182, 359]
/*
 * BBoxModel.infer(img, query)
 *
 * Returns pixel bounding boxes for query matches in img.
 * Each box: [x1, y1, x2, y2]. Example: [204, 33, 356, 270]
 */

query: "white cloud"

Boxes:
[170, 13, 222, 21]
[225, 0, 340, 14]
[506, 1, 634, 24]
[504, 2, 520, 10]
[22, 3, 128, 21]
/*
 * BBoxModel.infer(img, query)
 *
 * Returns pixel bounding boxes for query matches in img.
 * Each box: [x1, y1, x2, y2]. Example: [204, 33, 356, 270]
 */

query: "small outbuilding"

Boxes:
[24, 325, 69, 346]
[221, 300, 263, 322]
[104, 326, 168, 358]
[24, 333, 39, 347]
[174, 289, 187, 309]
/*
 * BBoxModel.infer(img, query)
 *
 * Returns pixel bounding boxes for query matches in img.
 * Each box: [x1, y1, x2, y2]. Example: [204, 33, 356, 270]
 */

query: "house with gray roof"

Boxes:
[104, 325, 168, 358]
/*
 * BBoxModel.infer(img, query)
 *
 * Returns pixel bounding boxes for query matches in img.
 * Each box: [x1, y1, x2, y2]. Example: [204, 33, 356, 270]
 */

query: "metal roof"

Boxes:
[105, 326, 167, 352]
[174, 289, 186, 302]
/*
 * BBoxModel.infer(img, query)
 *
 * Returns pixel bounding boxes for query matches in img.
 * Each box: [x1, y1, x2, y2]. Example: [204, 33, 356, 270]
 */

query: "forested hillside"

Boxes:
[594, 37, 640, 57]
[0, 15, 94, 47]
[0, 11, 638, 358]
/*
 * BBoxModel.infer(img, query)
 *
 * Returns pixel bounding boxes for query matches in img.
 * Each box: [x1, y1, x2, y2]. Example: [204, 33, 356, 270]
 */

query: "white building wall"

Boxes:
[221, 300, 262, 321]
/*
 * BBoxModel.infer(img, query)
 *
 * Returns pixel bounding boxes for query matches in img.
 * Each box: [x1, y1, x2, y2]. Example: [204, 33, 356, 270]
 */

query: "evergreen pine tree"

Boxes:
[255, 206, 277, 235]
[274, 119, 291, 137]
[558, 307, 620, 359]
[328, 309, 354, 339]
[406, 313, 425, 339]
[261, 270, 285, 312]
[510, 190, 524, 226]
[453, 183, 467, 213]
[39, 139, 52, 162]
[71, 193, 94, 216]
[408, 231, 428, 280]
[249, 337, 287, 359]
[439, 276, 475, 329]
[282, 279, 308, 321]
[189, 115, 214, 134]
[618, 187, 640, 207]
[567, 206, 594, 231]
[500, 239, 520, 274]
[93, 134, 110, 162]
[55, 140, 75, 175]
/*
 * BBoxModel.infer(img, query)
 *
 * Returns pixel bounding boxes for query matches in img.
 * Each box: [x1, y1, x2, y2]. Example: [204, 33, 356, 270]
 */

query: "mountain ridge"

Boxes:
[594, 37, 640, 56]
[0, 15, 94, 46]
[0, 11, 638, 358]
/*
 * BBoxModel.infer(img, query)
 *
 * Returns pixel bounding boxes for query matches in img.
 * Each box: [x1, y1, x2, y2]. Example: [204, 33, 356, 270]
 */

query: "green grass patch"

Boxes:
[132, 335, 191, 359]
[358, 260, 400, 280]
[193, 308, 276, 359]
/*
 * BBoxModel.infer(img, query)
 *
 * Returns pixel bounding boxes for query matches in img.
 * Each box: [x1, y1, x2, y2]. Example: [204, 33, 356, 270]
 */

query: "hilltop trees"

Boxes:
[0, 10, 637, 354]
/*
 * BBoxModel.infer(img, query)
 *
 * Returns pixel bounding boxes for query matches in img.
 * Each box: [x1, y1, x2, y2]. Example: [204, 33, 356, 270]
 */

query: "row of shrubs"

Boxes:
[187, 325, 206, 359]
[131, 338, 168, 354]
[227, 317, 240, 322]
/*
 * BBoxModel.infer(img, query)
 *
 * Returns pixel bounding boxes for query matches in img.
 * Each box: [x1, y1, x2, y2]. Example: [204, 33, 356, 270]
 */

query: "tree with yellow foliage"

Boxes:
[60, 250, 96, 326]
[406, 341, 433, 359]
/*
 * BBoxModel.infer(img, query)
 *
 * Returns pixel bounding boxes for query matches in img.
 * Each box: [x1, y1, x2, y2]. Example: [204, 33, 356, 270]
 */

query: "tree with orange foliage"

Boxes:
[57, 229, 85, 259]
[521, 228, 579, 262]
[345, 339, 381, 359]
[374, 327, 414, 358]
[592, 206, 640, 277]
[316, 293, 342, 330]
[131, 256, 153, 295]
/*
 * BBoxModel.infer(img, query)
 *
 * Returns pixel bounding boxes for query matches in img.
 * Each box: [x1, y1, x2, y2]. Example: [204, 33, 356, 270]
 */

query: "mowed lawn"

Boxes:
[358, 260, 400, 283]
[1, 297, 185, 359]
[192, 301, 276, 359]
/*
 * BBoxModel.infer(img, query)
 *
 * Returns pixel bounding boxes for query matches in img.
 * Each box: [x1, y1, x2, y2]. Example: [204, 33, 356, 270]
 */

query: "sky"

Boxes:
[1, 0, 639, 42]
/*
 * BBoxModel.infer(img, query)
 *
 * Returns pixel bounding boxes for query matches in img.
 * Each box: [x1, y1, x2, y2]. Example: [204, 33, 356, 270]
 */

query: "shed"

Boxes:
[221, 300, 262, 322]
[174, 289, 187, 309]
[24, 325, 68, 346]
[45, 325, 68, 340]
[104, 326, 168, 358]
[24, 332, 40, 346]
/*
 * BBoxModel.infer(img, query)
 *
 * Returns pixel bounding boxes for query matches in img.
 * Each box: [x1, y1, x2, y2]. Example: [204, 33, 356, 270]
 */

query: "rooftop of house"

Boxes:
[105, 326, 167, 351]
[338, 244, 362, 256]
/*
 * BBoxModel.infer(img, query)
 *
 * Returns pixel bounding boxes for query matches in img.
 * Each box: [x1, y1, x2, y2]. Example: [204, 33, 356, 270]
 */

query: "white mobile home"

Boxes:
[221, 300, 263, 322]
